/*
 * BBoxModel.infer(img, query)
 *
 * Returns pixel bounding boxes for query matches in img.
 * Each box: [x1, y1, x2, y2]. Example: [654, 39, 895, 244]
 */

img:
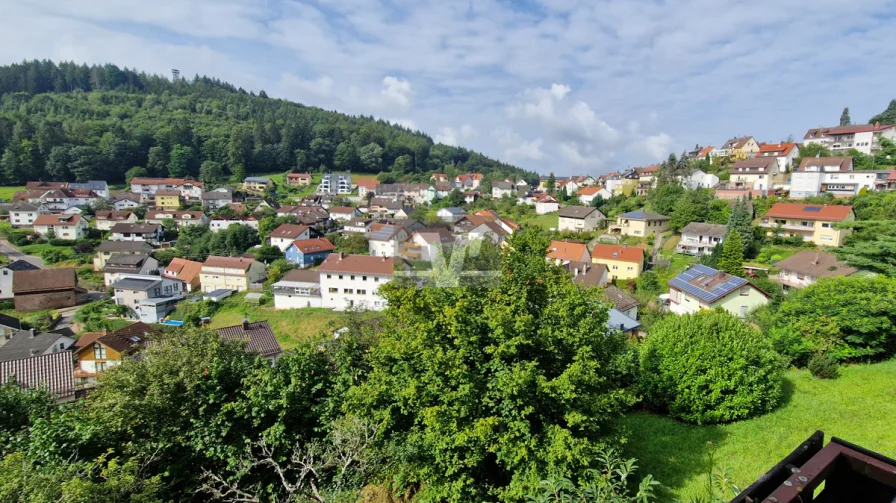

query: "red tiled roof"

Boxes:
[591, 244, 645, 264]
[290, 237, 335, 253]
[758, 142, 797, 156]
[764, 203, 853, 221]
[356, 179, 379, 190]
[269, 224, 311, 239]
[130, 177, 204, 187]
[203, 256, 257, 270]
[33, 214, 83, 226]
[218, 321, 282, 358]
[329, 206, 357, 214]
[547, 240, 590, 262]
[164, 258, 203, 282]
[577, 186, 603, 195]
[286, 173, 311, 179]
[696, 146, 715, 157]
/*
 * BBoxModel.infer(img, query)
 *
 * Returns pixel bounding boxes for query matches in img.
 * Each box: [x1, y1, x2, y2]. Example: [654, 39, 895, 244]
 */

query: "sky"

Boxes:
[1, 0, 895, 177]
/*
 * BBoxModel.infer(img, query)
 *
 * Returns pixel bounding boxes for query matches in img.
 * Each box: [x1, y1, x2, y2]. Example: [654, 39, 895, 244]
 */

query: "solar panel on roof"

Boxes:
[803, 206, 822, 212]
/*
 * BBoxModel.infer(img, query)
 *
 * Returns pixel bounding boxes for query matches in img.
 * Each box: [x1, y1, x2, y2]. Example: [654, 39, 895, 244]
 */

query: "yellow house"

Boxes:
[612, 178, 638, 196]
[609, 211, 670, 237]
[242, 177, 273, 194]
[720, 136, 760, 160]
[200, 256, 267, 292]
[154, 190, 181, 209]
[759, 203, 854, 246]
[591, 244, 645, 281]
[668, 264, 770, 318]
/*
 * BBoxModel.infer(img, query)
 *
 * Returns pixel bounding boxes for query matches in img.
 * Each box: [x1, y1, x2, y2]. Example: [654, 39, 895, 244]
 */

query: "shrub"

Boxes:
[808, 353, 840, 379]
[39, 249, 67, 264]
[639, 310, 783, 424]
[48, 239, 75, 247]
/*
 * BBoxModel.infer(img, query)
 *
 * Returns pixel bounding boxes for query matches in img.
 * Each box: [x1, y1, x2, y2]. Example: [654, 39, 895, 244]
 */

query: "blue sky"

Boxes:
[2, 0, 895, 176]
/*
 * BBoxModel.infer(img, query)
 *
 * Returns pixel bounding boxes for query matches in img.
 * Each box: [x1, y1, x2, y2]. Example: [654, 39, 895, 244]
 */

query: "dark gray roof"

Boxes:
[369, 224, 402, 241]
[110, 277, 162, 292]
[0, 330, 74, 362]
[11, 203, 42, 211]
[559, 206, 601, 219]
[0, 313, 21, 330]
[602, 286, 640, 312]
[571, 263, 608, 288]
[439, 207, 466, 215]
[2, 260, 40, 272]
[492, 181, 514, 190]
[110, 223, 161, 233]
[218, 321, 282, 358]
[774, 250, 858, 278]
[680, 222, 727, 238]
[105, 254, 152, 267]
[69, 181, 108, 191]
[607, 308, 641, 332]
[202, 191, 233, 200]
[97, 241, 154, 253]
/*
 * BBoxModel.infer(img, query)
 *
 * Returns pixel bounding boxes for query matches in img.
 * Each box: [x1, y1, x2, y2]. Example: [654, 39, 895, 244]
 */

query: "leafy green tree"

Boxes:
[198, 160, 224, 184]
[168, 144, 194, 178]
[717, 229, 744, 277]
[546, 172, 556, 194]
[725, 198, 754, 256]
[358, 142, 384, 172]
[333, 141, 358, 171]
[349, 229, 637, 502]
[46, 145, 73, 180]
[124, 166, 147, 184]
[253, 244, 284, 263]
[840, 107, 851, 126]
[146, 146, 169, 177]
[639, 310, 783, 424]
[647, 183, 684, 216]
[869, 98, 896, 124]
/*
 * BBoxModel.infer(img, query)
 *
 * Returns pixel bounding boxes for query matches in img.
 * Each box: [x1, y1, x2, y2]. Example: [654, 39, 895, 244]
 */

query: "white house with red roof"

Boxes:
[757, 142, 801, 171]
[803, 123, 896, 155]
[32, 214, 88, 239]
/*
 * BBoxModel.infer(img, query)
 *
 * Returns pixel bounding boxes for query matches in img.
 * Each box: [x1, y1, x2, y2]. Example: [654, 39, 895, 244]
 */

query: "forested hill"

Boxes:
[0, 60, 537, 185]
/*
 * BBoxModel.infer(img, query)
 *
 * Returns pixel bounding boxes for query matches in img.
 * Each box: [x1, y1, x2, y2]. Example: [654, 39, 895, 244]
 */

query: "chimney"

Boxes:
[812, 253, 819, 266]
[30, 349, 38, 356]
[29, 328, 36, 338]
[102, 329, 108, 335]
[242, 318, 250, 330]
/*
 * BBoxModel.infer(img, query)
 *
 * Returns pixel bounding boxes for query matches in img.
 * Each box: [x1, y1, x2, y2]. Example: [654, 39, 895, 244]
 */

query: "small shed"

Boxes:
[244, 292, 264, 305]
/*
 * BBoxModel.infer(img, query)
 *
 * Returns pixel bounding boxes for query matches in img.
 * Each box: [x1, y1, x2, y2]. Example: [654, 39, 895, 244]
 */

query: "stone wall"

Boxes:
[14, 290, 77, 312]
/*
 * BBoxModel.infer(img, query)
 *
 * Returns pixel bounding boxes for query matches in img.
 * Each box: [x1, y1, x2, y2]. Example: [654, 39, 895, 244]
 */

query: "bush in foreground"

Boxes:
[808, 353, 840, 379]
[639, 310, 783, 424]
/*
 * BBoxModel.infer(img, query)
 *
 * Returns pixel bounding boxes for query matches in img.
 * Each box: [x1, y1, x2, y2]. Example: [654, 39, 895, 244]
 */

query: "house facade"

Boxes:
[318, 254, 396, 311]
[591, 244, 644, 281]
[368, 224, 409, 257]
[199, 256, 267, 293]
[558, 206, 605, 232]
[272, 269, 322, 309]
[94, 211, 138, 231]
[0, 261, 39, 300]
[103, 254, 159, 287]
[12, 268, 85, 312]
[757, 142, 800, 171]
[576, 186, 612, 205]
[716, 136, 760, 160]
[318, 173, 353, 195]
[153, 190, 182, 209]
[32, 214, 88, 239]
[210, 216, 258, 233]
[145, 210, 209, 228]
[401, 229, 455, 262]
[774, 250, 857, 291]
[760, 203, 854, 246]
[668, 264, 769, 318]
[729, 157, 779, 191]
[286, 173, 312, 186]
[110, 275, 184, 323]
[93, 241, 154, 271]
[268, 224, 316, 251]
[10, 203, 50, 228]
[109, 223, 164, 244]
[285, 238, 335, 268]
[162, 258, 203, 292]
[242, 177, 273, 194]
[329, 207, 360, 222]
[609, 211, 670, 237]
[130, 177, 204, 201]
[680, 170, 720, 190]
[790, 157, 887, 198]
[677, 222, 727, 256]
[803, 123, 896, 155]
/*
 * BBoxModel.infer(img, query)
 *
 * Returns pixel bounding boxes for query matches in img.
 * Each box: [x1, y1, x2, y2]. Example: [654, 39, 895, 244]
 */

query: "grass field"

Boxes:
[519, 212, 558, 230]
[0, 185, 24, 201]
[620, 359, 896, 500]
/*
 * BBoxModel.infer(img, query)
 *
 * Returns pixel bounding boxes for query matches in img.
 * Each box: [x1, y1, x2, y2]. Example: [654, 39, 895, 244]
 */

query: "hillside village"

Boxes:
[1, 85, 896, 500]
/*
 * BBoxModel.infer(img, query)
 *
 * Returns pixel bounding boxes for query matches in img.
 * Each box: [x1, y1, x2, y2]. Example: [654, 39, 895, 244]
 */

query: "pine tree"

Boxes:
[718, 229, 745, 277]
[726, 198, 754, 256]
[840, 107, 851, 126]
[546, 172, 556, 194]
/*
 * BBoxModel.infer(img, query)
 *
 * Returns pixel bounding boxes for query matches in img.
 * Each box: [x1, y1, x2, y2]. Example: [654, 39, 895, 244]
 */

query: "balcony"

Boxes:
[759, 220, 815, 231]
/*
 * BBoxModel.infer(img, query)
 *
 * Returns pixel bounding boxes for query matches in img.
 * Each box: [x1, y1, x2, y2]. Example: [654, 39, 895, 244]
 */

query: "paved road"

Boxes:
[0, 239, 44, 268]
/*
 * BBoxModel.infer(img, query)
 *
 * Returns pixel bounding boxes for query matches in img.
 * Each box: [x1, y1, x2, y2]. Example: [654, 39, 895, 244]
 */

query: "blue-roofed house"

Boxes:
[242, 177, 273, 194]
[668, 264, 770, 318]
[610, 210, 670, 237]
[607, 308, 641, 336]
[69, 180, 109, 198]
[285, 238, 336, 268]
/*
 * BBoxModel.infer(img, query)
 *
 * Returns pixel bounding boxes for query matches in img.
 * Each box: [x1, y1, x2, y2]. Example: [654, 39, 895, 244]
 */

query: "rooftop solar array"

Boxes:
[668, 264, 747, 303]
[803, 206, 822, 212]
[369, 225, 398, 241]
[625, 211, 645, 219]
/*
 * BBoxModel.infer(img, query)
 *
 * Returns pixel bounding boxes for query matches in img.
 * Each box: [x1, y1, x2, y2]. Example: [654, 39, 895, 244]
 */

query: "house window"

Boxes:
[350, 275, 355, 280]
[740, 287, 750, 296]
[375, 277, 380, 282]
[821, 223, 832, 228]
[362, 276, 367, 281]
[329, 288, 338, 293]
[93, 343, 107, 360]
[339, 275, 344, 280]
[327, 274, 332, 279]
[96, 362, 107, 373]
[2, 271, 6, 276]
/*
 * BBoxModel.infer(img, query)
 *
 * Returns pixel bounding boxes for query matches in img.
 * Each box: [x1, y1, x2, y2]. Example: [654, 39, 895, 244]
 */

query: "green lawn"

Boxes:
[520, 212, 558, 230]
[0, 185, 24, 201]
[620, 359, 896, 500]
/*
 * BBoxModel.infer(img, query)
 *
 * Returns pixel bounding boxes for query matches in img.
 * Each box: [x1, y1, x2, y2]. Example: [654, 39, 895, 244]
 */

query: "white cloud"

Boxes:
[640, 133, 675, 161]
[434, 124, 475, 146]
[388, 118, 417, 130]
[380, 76, 412, 108]
[494, 127, 545, 161]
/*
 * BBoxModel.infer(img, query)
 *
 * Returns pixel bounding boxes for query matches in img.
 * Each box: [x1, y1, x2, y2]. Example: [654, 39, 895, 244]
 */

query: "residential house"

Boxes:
[774, 250, 858, 291]
[436, 207, 467, 223]
[0, 329, 75, 362]
[558, 206, 605, 232]
[329, 206, 360, 222]
[69, 180, 109, 198]
[210, 215, 259, 233]
[25, 181, 67, 191]
[609, 211, 670, 237]
[94, 211, 138, 231]
[368, 223, 410, 257]
[695, 145, 716, 159]
[729, 157, 780, 191]
[356, 179, 379, 198]
[791, 157, 887, 198]
[492, 181, 517, 199]
[201, 191, 233, 210]
[0, 352, 75, 403]
[110, 193, 143, 211]
[0, 260, 40, 300]
[547, 240, 591, 266]
[534, 193, 560, 214]
[677, 222, 727, 256]
[277, 206, 330, 228]
[199, 256, 267, 293]
[680, 170, 720, 190]
[226, 202, 249, 213]
[154, 190, 182, 209]
[757, 142, 800, 171]
[602, 285, 639, 319]
[110, 275, 185, 323]
[32, 214, 88, 239]
[634, 165, 659, 185]
[285, 238, 336, 268]
[93, 241, 154, 271]
[35, 188, 101, 211]
[576, 186, 612, 205]
[455, 173, 484, 189]
[272, 269, 322, 309]
[73, 325, 153, 382]
[668, 264, 769, 318]
[569, 262, 609, 289]
[218, 320, 282, 361]
[318, 254, 397, 311]
[344, 218, 374, 234]
[465, 221, 512, 244]
[130, 177, 205, 202]
[242, 177, 273, 194]
[286, 172, 312, 186]
[607, 308, 641, 336]
[13, 268, 85, 311]
[145, 210, 209, 228]
[401, 228, 455, 262]
[368, 197, 405, 217]
[430, 173, 449, 183]
[591, 244, 644, 281]
[109, 223, 164, 244]
[0, 314, 21, 346]
[318, 173, 353, 195]
[268, 223, 318, 251]
[162, 257, 203, 292]
[803, 123, 896, 155]
[103, 254, 159, 287]
[430, 182, 455, 199]
[760, 203, 854, 246]
[716, 136, 760, 159]
[9, 203, 49, 228]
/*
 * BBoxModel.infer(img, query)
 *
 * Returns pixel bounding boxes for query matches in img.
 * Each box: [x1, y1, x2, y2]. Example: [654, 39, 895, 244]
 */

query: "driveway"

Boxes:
[0, 239, 44, 267]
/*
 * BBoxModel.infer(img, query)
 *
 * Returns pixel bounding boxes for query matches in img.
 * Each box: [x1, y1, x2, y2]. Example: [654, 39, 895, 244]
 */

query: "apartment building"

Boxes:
[199, 256, 267, 293]
[803, 123, 896, 155]
[677, 223, 727, 256]
[32, 214, 88, 239]
[318, 254, 396, 311]
[791, 157, 888, 198]
[318, 173, 353, 195]
[129, 177, 205, 201]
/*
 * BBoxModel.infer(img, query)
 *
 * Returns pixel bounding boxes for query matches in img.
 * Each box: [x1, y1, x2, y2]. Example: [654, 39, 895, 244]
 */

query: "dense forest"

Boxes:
[0, 60, 537, 185]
